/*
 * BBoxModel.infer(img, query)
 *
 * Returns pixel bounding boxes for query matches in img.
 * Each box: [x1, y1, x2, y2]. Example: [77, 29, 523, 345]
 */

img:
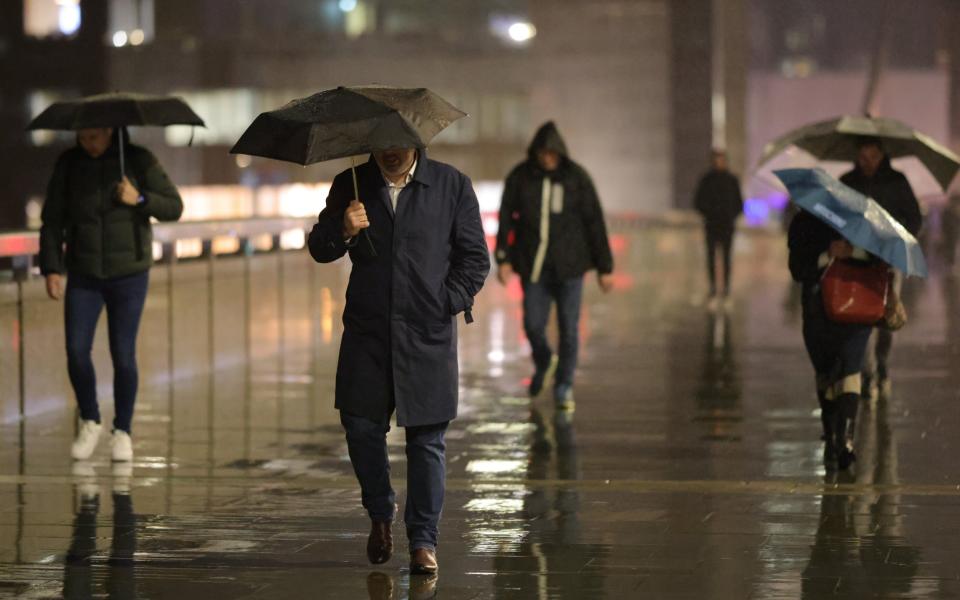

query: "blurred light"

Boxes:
[152, 242, 163, 261]
[743, 198, 771, 227]
[112, 30, 128, 47]
[466, 460, 525, 475]
[487, 349, 505, 363]
[235, 154, 252, 169]
[320, 287, 334, 344]
[507, 21, 536, 43]
[212, 236, 240, 255]
[57, 1, 81, 35]
[129, 28, 145, 46]
[338, 0, 357, 12]
[175, 238, 202, 259]
[279, 229, 306, 250]
[252, 233, 274, 252]
[25, 198, 43, 229]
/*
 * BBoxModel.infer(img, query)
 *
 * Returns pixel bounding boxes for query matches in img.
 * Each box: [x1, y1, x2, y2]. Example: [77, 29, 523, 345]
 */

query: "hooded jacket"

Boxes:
[840, 157, 922, 236]
[40, 132, 183, 279]
[495, 122, 613, 282]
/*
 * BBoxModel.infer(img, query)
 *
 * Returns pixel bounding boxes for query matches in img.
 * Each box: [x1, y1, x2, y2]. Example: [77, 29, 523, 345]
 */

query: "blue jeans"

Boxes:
[522, 276, 584, 387]
[65, 271, 149, 433]
[340, 411, 448, 552]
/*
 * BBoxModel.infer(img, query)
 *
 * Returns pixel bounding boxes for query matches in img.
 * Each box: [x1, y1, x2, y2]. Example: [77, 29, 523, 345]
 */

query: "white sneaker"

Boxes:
[71, 420, 103, 460]
[111, 430, 133, 462]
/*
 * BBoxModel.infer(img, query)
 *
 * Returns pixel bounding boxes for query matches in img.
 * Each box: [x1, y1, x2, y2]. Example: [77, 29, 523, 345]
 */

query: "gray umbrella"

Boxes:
[28, 91, 205, 176]
[230, 86, 466, 165]
[231, 85, 467, 256]
[758, 115, 960, 190]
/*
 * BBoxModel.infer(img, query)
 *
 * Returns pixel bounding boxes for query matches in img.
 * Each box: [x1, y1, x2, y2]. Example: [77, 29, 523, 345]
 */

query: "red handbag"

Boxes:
[820, 259, 890, 324]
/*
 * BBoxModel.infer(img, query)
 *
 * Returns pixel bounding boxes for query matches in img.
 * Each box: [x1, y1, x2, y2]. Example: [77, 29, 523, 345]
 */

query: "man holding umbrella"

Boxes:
[311, 146, 488, 575]
[233, 87, 490, 575]
[840, 138, 921, 398]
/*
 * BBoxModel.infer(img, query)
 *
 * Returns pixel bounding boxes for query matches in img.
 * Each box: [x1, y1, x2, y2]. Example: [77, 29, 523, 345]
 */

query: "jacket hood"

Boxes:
[852, 154, 895, 179]
[527, 121, 568, 161]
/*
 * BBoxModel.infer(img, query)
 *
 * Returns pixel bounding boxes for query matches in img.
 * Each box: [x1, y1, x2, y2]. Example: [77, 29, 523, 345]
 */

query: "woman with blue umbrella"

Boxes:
[779, 168, 926, 471]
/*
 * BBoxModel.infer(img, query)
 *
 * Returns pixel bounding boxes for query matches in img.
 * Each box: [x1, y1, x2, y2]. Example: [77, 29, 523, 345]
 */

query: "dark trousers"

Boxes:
[705, 226, 734, 295]
[522, 276, 584, 387]
[65, 271, 149, 433]
[801, 285, 872, 387]
[340, 411, 448, 552]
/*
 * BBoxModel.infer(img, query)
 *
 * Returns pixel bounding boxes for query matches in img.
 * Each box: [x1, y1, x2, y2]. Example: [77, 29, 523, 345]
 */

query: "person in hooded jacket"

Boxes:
[693, 149, 743, 306]
[839, 138, 921, 398]
[39, 127, 183, 463]
[495, 122, 614, 409]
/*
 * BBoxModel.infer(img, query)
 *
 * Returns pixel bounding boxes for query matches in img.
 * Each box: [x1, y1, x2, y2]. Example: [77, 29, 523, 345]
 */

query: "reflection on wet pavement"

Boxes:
[2, 228, 960, 598]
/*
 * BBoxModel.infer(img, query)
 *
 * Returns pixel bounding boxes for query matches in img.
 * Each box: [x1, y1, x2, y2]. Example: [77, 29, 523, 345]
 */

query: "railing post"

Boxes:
[11, 255, 31, 426]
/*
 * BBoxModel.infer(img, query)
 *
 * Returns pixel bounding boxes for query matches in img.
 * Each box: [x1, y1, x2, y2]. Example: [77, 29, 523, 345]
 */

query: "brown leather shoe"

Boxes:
[367, 520, 393, 565]
[409, 548, 438, 575]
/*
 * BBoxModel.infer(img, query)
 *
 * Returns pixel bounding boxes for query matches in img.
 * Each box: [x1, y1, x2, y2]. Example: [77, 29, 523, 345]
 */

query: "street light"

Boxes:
[507, 21, 536, 43]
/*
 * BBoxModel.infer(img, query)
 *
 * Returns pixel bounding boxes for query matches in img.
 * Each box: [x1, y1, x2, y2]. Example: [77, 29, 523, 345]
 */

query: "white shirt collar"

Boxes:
[383, 156, 418, 188]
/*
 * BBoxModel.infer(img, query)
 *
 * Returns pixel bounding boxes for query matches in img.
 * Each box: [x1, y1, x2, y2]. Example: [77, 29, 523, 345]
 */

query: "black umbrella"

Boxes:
[231, 85, 466, 256]
[28, 92, 205, 176]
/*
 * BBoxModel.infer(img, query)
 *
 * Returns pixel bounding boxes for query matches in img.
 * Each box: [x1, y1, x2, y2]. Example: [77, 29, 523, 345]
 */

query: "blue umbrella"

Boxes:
[774, 167, 928, 278]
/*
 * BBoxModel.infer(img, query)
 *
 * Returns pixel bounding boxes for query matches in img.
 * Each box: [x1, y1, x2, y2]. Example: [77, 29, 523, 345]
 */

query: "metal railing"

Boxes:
[1, 217, 316, 424]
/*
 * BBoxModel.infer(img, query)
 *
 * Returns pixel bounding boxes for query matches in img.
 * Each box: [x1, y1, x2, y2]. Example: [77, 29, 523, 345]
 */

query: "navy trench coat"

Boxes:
[308, 153, 490, 427]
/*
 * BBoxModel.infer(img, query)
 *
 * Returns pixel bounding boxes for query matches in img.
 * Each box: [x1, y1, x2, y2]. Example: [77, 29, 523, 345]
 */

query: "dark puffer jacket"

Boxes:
[495, 121, 613, 282]
[40, 137, 183, 279]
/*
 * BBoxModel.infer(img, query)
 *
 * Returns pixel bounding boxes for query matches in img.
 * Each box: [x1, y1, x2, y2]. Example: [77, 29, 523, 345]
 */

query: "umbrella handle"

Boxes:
[350, 156, 378, 258]
[119, 129, 125, 178]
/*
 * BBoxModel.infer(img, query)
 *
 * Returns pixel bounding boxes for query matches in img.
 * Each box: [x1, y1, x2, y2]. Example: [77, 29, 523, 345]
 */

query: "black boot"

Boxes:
[818, 396, 839, 470]
[836, 393, 859, 470]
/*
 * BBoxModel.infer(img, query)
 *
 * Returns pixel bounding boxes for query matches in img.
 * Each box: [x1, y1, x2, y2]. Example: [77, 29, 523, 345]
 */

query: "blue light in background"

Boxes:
[743, 198, 770, 227]
[743, 192, 789, 227]
[58, 3, 81, 36]
[338, 0, 357, 12]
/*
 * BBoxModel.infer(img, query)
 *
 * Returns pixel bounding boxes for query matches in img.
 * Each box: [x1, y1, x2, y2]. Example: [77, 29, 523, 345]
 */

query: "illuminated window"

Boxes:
[108, 0, 154, 47]
[23, 0, 82, 39]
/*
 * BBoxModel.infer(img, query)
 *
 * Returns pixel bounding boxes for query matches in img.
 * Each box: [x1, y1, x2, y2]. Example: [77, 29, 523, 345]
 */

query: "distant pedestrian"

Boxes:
[941, 192, 960, 273]
[693, 149, 743, 308]
[495, 121, 614, 409]
[40, 127, 183, 462]
[840, 138, 921, 398]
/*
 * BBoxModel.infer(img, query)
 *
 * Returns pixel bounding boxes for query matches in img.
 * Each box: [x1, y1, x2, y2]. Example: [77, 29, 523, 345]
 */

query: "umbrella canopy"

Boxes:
[775, 168, 928, 278]
[27, 92, 205, 130]
[759, 115, 960, 190]
[229, 86, 466, 165]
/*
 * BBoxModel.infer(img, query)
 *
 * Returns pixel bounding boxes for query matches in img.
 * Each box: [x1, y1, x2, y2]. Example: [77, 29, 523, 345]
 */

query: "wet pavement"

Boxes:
[2, 226, 960, 598]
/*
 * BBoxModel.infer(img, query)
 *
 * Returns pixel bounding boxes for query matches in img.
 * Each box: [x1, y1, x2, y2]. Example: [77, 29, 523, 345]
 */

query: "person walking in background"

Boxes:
[940, 191, 960, 275]
[495, 121, 614, 410]
[40, 127, 183, 463]
[308, 146, 489, 575]
[693, 149, 743, 309]
[840, 138, 921, 399]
